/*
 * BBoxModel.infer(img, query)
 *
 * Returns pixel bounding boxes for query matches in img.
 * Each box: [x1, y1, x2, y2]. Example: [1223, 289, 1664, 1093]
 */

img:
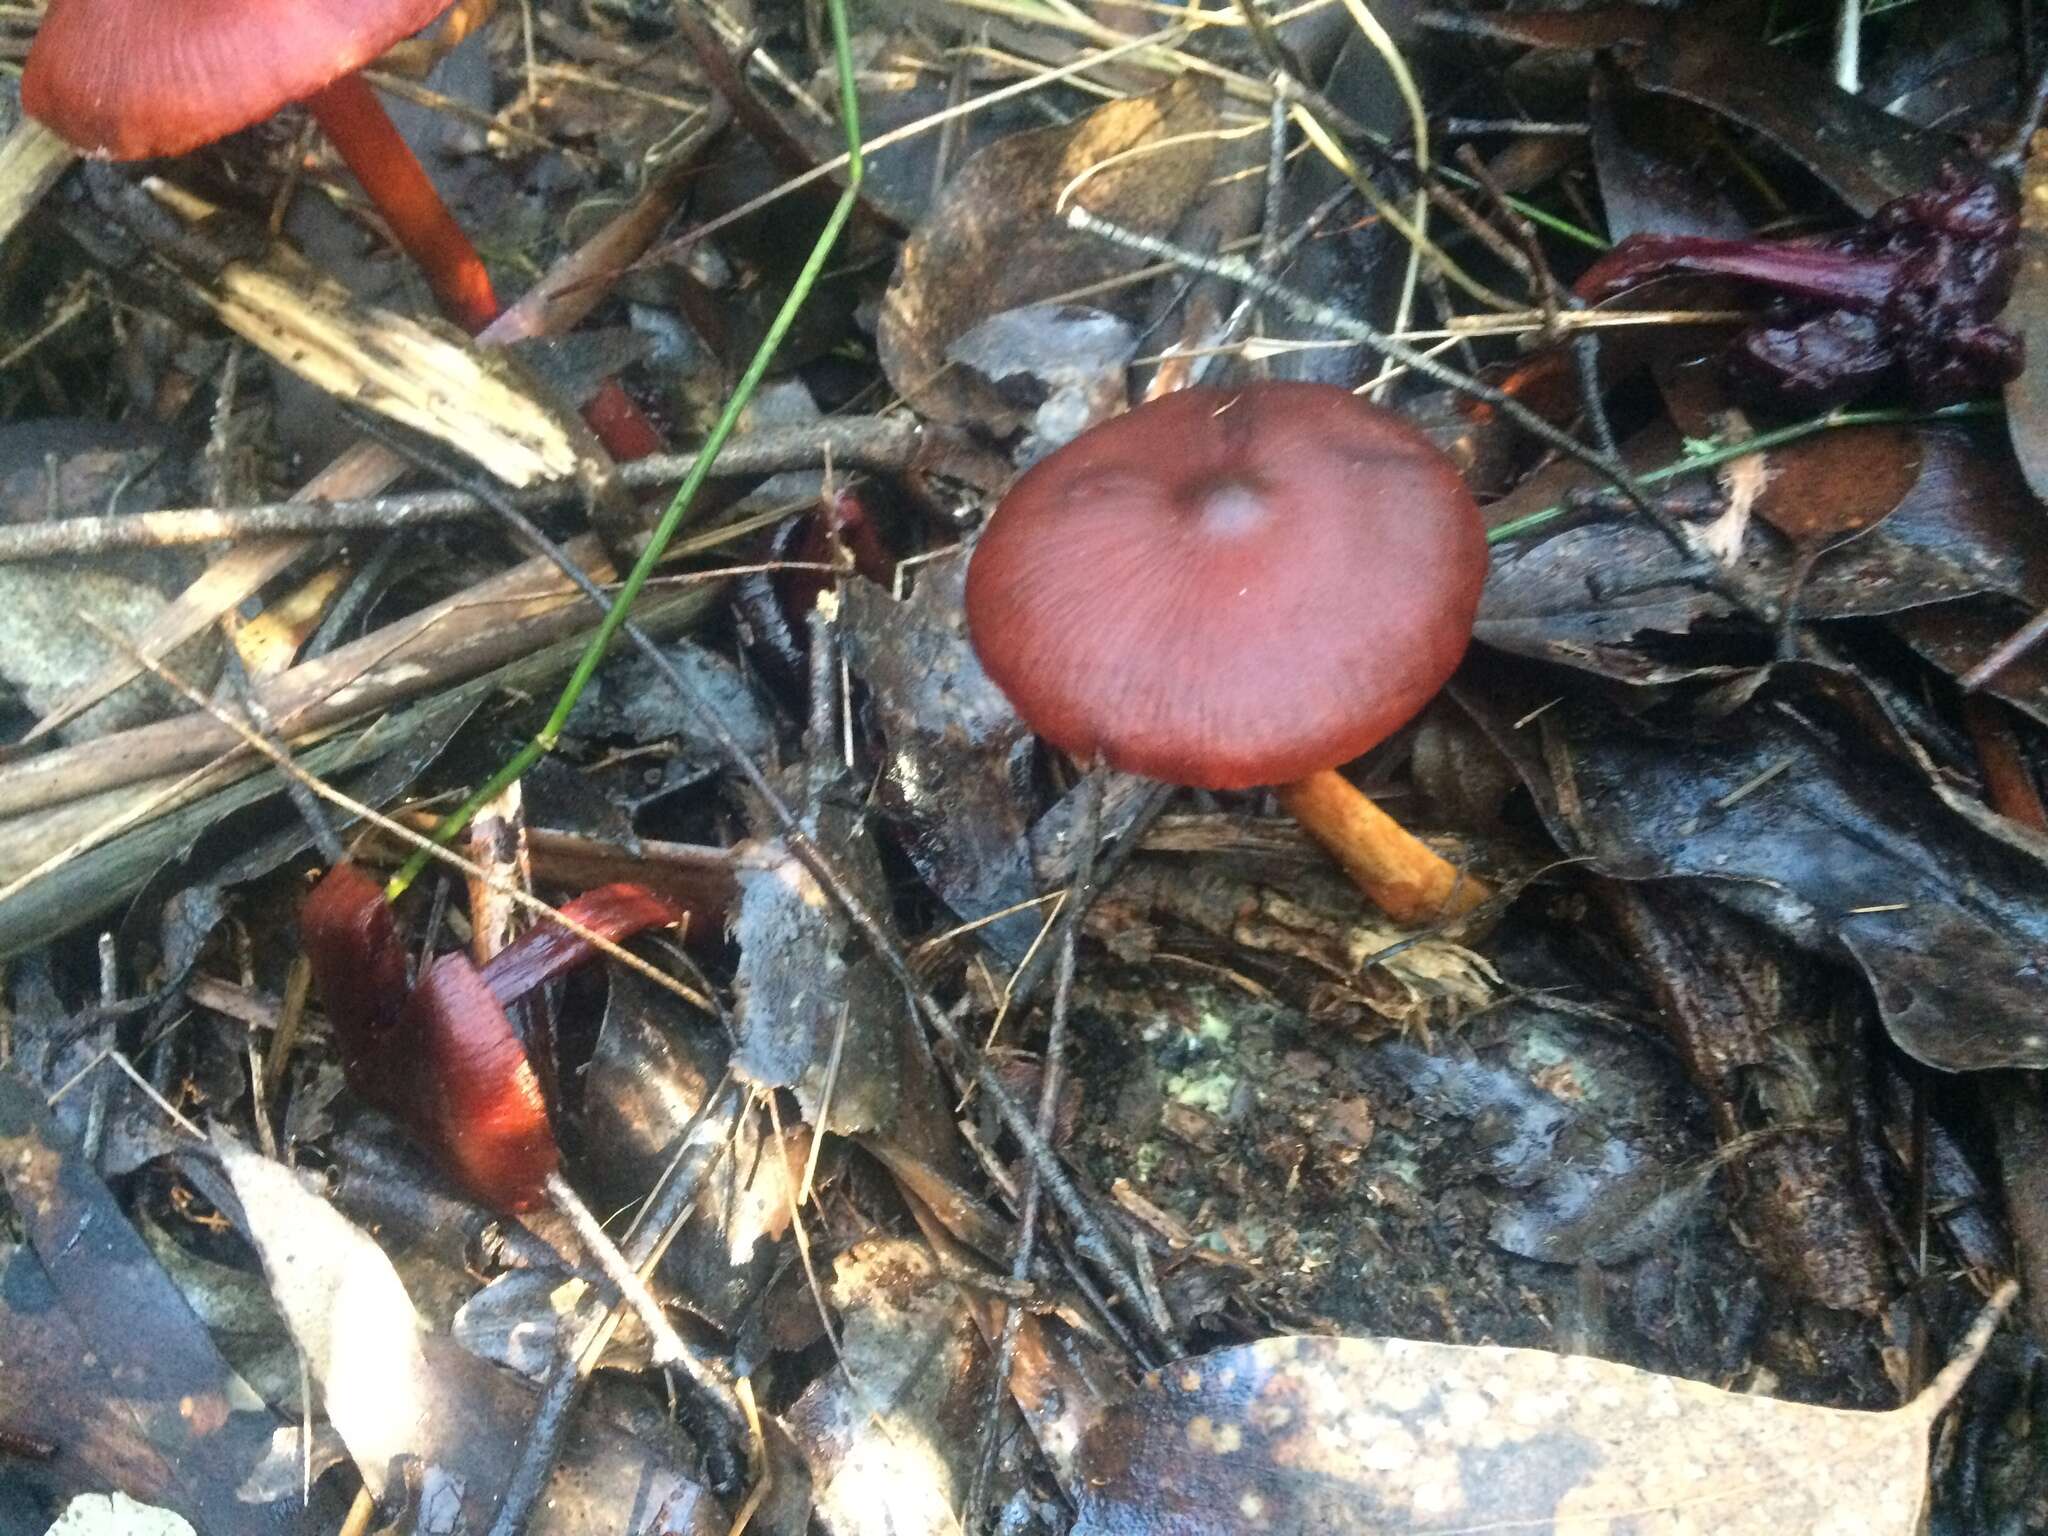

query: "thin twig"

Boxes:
[0, 420, 930, 563]
[486, 1085, 746, 1536]
[965, 766, 1109, 1529]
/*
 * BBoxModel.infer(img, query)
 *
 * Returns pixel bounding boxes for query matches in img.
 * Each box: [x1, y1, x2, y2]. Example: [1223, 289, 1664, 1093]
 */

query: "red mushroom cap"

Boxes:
[400, 953, 559, 1213]
[22, 0, 454, 160]
[964, 382, 1487, 791]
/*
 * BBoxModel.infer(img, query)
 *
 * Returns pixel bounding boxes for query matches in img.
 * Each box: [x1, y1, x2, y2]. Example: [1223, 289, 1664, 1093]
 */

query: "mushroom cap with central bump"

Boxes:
[965, 382, 1487, 790]
[23, 0, 455, 160]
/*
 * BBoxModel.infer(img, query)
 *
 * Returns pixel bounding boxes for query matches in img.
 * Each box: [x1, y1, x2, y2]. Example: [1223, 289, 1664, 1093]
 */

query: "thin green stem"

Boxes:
[1483, 399, 2001, 545]
[390, 0, 865, 900]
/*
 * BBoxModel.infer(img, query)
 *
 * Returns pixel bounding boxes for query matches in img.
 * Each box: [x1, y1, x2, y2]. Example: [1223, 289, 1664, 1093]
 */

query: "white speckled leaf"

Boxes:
[1073, 1287, 2013, 1535]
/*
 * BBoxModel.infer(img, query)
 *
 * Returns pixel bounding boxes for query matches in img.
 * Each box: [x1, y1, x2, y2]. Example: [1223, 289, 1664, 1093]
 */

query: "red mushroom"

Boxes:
[965, 382, 1490, 924]
[26, 0, 499, 332]
[298, 861, 740, 1418]
[23, 0, 662, 459]
[300, 863, 686, 1212]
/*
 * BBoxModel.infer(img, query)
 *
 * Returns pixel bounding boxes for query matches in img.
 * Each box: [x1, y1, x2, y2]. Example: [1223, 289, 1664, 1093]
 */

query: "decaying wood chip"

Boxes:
[144, 183, 582, 488]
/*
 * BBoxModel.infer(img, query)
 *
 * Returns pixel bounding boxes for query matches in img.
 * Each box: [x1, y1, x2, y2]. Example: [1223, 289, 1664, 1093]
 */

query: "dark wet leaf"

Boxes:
[576, 965, 727, 1199]
[1477, 425, 2048, 682]
[564, 636, 776, 770]
[1428, 8, 1952, 216]
[0, 1243, 323, 1536]
[1588, 64, 1747, 244]
[731, 794, 910, 1136]
[0, 1070, 298, 1536]
[1892, 599, 2048, 726]
[877, 74, 1220, 432]
[1460, 661, 2048, 1070]
[579, 967, 792, 1333]
[841, 555, 1039, 964]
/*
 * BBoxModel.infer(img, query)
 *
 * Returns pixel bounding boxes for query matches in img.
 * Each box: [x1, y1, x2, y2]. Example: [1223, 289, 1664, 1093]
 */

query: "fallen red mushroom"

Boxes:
[300, 862, 680, 1212]
[965, 381, 1491, 924]
[299, 861, 747, 1437]
[1576, 164, 2022, 410]
[21, 0, 659, 460]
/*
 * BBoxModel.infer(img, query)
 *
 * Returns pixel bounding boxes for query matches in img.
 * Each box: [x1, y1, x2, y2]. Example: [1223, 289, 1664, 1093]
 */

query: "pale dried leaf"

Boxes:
[785, 1238, 987, 1536]
[210, 1130, 431, 1501]
[0, 118, 76, 248]
[44, 1492, 195, 1536]
[1074, 1288, 2014, 1535]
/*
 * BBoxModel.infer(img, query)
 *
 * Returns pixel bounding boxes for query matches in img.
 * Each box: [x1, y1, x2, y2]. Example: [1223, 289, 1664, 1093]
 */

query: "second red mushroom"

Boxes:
[965, 381, 1490, 924]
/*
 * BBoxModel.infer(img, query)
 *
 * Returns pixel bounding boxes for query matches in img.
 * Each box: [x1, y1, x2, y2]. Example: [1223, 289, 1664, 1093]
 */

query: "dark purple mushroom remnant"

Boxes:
[1576, 165, 2023, 410]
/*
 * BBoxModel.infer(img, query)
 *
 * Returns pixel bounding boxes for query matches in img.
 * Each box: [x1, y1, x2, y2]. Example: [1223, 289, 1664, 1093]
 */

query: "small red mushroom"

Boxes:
[965, 382, 1490, 924]
[299, 861, 738, 1416]
[22, 0, 663, 460]
[299, 863, 681, 1212]
[26, 0, 499, 333]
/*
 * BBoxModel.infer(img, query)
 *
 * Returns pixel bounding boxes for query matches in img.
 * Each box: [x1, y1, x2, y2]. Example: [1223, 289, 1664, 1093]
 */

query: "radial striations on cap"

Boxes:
[22, 0, 454, 160]
[965, 383, 1487, 791]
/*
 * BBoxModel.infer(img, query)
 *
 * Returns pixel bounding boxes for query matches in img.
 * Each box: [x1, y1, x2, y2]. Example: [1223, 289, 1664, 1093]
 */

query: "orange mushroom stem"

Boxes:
[302, 72, 500, 334]
[1277, 769, 1488, 925]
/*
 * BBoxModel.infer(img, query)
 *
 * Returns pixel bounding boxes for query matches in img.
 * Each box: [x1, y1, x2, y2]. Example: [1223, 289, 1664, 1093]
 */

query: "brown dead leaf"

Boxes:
[1657, 354, 1924, 548]
[877, 74, 1221, 432]
[1074, 1288, 2014, 1534]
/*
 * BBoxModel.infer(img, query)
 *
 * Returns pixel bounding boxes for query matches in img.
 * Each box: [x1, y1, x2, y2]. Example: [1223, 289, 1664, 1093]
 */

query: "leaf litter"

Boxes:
[0, 2, 2046, 1533]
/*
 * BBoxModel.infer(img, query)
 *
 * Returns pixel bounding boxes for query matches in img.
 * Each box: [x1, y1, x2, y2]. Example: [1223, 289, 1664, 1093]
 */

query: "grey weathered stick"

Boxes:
[0, 419, 924, 562]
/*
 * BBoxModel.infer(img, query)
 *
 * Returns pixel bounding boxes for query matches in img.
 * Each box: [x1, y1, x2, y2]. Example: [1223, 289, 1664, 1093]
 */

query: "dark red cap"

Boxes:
[23, 0, 454, 159]
[965, 382, 1486, 790]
